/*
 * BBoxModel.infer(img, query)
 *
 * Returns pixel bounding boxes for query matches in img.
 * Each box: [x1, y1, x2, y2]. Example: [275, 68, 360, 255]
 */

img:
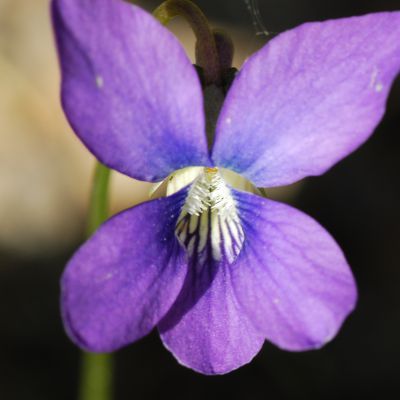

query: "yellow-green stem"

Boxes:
[86, 163, 111, 236]
[79, 353, 113, 400]
[79, 162, 113, 400]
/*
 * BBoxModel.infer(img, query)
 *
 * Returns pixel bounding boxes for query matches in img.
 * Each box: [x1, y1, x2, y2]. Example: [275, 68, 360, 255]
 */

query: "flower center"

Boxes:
[151, 167, 259, 265]
[174, 167, 246, 264]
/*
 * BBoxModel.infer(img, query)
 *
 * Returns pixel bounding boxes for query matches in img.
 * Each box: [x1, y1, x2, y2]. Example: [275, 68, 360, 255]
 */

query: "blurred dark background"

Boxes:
[1, 0, 400, 399]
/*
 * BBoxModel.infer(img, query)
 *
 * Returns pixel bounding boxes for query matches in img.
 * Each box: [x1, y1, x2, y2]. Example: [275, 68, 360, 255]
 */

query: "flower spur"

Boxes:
[53, 0, 400, 374]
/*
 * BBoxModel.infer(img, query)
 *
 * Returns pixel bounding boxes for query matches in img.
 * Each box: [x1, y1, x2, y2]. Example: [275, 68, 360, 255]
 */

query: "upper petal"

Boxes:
[231, 190, 357, 350]
[52, 0, 210, 182]
[62, 189, 187, 352]
[212, 12, 400, 187]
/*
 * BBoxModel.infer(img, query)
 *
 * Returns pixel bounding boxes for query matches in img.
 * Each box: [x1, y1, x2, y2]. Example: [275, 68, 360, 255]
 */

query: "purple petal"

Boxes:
[212, 12, 400, 187]
[62, 190, 187, 352]
[52, 0, 210, 182]
[159, 257, 264, 375]
[231, 190, 357, 350]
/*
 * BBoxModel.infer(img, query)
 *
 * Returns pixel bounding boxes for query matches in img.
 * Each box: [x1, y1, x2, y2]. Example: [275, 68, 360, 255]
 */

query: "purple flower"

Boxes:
[53, 0, 400, 374]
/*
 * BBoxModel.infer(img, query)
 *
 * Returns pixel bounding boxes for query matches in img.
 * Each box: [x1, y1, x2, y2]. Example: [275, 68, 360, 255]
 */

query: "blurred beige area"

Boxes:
[0, 0, 300, 257]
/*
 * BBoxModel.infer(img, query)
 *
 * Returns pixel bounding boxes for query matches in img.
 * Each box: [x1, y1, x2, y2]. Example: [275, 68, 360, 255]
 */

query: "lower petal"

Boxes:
[159, 257, 265, 375]
[231, 190, 357, 351]
[62, 190, 187, 352]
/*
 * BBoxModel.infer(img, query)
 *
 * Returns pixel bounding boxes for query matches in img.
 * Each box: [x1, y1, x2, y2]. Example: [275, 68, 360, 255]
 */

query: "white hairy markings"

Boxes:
[175, 167, 245, 264]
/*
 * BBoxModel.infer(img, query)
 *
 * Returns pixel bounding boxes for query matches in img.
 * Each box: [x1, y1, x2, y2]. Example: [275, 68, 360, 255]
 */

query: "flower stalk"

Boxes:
[79, 353, 113, 400]
[86, 163, 111, 237]
[79, 162, 113, 400]
[153, 0, 221, 85]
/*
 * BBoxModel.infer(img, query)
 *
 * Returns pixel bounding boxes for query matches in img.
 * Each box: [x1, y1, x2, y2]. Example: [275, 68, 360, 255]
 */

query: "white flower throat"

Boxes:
[175, 167, 244, 264]
[157, 167, 256, 265]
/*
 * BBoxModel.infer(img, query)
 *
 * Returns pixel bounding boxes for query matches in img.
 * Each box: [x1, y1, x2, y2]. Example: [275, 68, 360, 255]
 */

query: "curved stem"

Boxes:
[153, 0, 220, 85]
[79, 162, 113, 400]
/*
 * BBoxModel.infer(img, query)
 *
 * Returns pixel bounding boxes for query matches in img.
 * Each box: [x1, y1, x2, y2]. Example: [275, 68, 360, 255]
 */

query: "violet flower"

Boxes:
[53, 0, 400, 374]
